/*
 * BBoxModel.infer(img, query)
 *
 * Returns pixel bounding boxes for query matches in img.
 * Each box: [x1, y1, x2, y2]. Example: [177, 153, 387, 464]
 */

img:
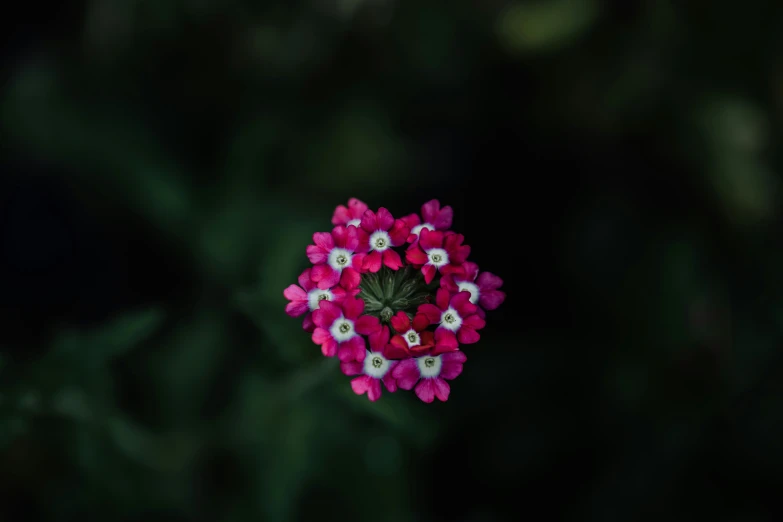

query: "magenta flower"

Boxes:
[340, 325, 399, 402]
[331, 198, 369, 228]
[440, 262, 506, 318]
[307, 225, 368, 290]
[384, 311, 436, 359]
[360, 207, 410, 273]
[400, 199, 454, 246]
[418, 288, 486, 347]
[312, 297, 381, 362]
[391, 351, 467, 403]
[283, 268, 359, 331]
[405, 229, 470, 284]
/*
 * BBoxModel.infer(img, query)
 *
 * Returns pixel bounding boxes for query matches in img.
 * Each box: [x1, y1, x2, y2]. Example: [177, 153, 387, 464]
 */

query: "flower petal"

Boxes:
[479, 289, 506, 310]
[339, 267, 361, 290]
[338, 336, 365, 362]
[405, 246, 428, 265]
[422, 264, 437, 284]
[462, 314, 486, 330]
[392, 359, 420, 389]
[439, 274, 459, 293]
[313, 232, 334, 250]
[432, 205, 453, 230]
[388, 219, 410, 245]
[348, 198, 368, 218]
[376, 207, 395, 231]
[451, 290, 474, 314]
[312, 327, 332, 345]
[302, 313, 315, 332]
[476, 270, 503, 289]
[417, 304, 441, 324]
[351, 253, 366, 271]
[390, 311, 411, 334]
[420, 199, 441, 225]
[306, 245, 329, 264]
[330, 225, 348, 249]
[332, 204, 351, 226]
[362, 250, 383, 273]
[283, 282, 307, 301]
[312, 300, 341, 327]
[360, 209, 378, 232]
[367, 379, 383, 401]
[412, 313, 430, 332]
[382, 249, 403, 270]
[368, 325, 390, 352]
[415, 379, 436, 403]
[462, 262, 480, 282]
[433, 378, 451, 401]
[457, 326, 480, 344]
[434, 329, 458, 350]
[343, 225, 360, 251]
[400, 213, 420, 229]
[441, 350, 467, 364]
[321, 338, 338, 357]
[285, 300, 309, 317]
[382, 369, 398, 392]
[312, 264, 340, 289]
[385, 336, 412, 359]
[297, 268, 315, 291]
[342, 296, 365, 320]
[355, 314, 381, 335]
[340, 361, 363, 376]
[436, 288, 451, 310]
[351, 375, 372, 395]
[419, 228, 443, 250]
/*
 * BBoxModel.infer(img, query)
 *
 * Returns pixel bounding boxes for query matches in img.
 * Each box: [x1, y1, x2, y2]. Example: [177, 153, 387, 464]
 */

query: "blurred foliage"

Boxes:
[2, 1, 783, 521]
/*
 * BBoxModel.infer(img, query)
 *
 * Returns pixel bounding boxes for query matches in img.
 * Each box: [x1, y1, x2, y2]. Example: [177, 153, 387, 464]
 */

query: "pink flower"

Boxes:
[332, 198, 369, 228]
[311, 297, 381, 362]
[384, 311, 437, 359]
[340, 325, 399, 402]
[418, 288, 486, 348]
[391, 351, 467, 403]
[401, 199, 453, 245]
[405, 229, 470, 284]
[359, 207, 409, 272]
[283, 268, 359, 331]
[306, 225, 368, 290]
[440, 262, 506, 318]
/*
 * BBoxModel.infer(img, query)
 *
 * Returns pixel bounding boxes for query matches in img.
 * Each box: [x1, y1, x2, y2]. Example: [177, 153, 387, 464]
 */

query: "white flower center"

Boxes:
[307, 288, 334, 311]
[416, 354, 443, 378]
[347, 219, 361, 228]
[427, 248, 449, 267]
[328, 247, 353, 271]
[457, 281, 480, 304]
[369, 230, 392, 252]
[330, 317, 355, 343]
[363, 351, 392, 379]
[411, 223, 434, 236]
[439, 307, 462, 332]
[403, 329, 421, 348]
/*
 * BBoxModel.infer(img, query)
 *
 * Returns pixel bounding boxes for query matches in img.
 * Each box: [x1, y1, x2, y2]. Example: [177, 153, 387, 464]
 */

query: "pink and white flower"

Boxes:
[384, 310, 437, 359]
[418, 288, 486, 347]
[340, 325, 399, 402]
[306, 225, 368, 290]
[311, 297, 381, 362]
[440, 262, 506, 318]
[391, 351, 467, 403]
[283, 268, 359, 331]
[401, 199, 453, 245]
[332, 198, 368, 228]
[405, 229, 470, 284]
[359, 207, 409, 272]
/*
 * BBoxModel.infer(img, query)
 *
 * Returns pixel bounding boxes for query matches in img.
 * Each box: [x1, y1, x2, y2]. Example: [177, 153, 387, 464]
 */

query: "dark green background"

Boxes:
[2, 1, 782, 521]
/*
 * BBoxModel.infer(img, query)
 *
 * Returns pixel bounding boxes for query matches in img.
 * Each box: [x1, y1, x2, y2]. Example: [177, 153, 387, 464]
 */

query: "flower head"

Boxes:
[311, 297, 381, 361]
[401, 199, 454, 245]
[306, 225, 368, 290]
[283, 268, 359, 331]
[418, 288, 486, 348]
[340, 325, 399, 401]
[360, 207, 410, 273]
[405, 229, 470, 284]
[332, 198, 369, 228]
[391, 351, 467, 403]
[440, 262, 506, 318]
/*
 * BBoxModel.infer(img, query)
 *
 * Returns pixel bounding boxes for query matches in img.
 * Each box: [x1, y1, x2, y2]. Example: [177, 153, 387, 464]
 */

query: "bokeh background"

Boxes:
[2, 1, 783, 521]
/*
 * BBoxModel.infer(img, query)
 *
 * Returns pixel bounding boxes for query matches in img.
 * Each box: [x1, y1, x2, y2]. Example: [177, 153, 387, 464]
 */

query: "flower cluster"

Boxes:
[284, 198, 505, 403]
